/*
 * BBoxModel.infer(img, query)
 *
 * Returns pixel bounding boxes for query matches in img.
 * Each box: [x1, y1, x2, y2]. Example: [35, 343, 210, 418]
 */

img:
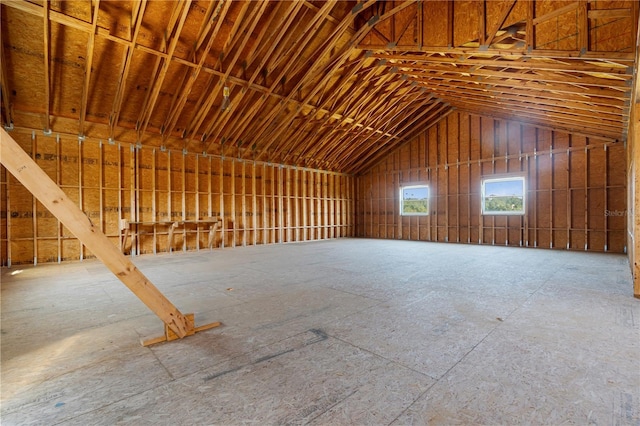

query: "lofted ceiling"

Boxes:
[0, 0, 638, 174]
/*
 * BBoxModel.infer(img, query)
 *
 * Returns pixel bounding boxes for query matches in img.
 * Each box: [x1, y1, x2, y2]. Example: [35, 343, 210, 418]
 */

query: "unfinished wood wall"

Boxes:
[0, 130, 355, 266]
[357, 111, 627, 253]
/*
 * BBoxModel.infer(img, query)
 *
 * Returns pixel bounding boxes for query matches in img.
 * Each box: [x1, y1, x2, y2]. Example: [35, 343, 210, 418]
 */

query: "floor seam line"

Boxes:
[388, 274, 555, 424]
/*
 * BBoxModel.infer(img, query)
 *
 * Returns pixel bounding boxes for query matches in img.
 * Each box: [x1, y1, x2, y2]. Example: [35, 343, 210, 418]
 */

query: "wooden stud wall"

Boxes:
[0, 130, 354, 266]
[357, 111, 627, 253]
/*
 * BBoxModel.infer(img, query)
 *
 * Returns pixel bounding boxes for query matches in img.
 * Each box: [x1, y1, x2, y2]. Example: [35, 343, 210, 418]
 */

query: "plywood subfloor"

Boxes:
[1, 239, 639, 424]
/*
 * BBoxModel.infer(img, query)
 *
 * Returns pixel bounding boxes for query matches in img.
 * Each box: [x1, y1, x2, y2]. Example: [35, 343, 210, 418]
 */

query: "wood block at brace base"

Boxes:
[140, 314, 222, 346]
[166, 313, 195, 341]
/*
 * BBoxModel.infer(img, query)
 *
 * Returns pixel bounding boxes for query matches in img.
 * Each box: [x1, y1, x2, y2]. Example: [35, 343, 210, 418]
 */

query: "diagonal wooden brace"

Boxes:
[0, 129, 220, 341]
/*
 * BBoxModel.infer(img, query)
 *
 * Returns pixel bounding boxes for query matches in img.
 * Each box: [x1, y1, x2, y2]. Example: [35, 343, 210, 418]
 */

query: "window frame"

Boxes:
[481, 175, 526, 216]
[399, 184, 430, 216]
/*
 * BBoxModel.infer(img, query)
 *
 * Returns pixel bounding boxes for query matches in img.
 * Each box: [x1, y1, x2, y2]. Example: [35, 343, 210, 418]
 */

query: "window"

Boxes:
[400, 185, 429, 216]
[481, 176, 525, 215]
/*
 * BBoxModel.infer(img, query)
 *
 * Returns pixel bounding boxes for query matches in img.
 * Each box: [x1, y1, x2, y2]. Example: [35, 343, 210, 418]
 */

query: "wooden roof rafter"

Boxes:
[197, 1, 289, 151]
[136, 0, 193, 141]
[309, 71, 411, 155]
[369, 52, 632, 77]
[413, 78, 625, 116]
[327, 63, 384, 120]
[160, 0, 232, 144]
[78, 0, 100, 138]
[270, 58, 373, 160]
[263, 0, 337, 75]
[193, 2, 271, 152]
[254, 0, 408, 162]
[160, 1, 224, 136]
[348, 102, 453, 174]
[229, 0, 353, 157]
[330, 91, 441, 169]
[2, 0, 638, 174]
[209, 3, 316, 150]
[186, 0, 258, 144]
[450, 98, 622, 139]
[317, 82, 429, 167]
[456, 105, 621, 142]
[0, 25, 12, 127]
[192, 1, 223, 56]
[404, 71, 628, 103]
[483, 0, 518, 47]
[42, 0, 50, 132]
[420, 82, 624, 125]
[391, 62, 632, 90]
[108, 0, 148, 140]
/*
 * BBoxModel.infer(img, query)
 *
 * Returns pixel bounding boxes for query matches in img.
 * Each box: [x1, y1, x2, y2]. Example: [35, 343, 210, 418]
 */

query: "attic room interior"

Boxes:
[1, 0, 639, 423]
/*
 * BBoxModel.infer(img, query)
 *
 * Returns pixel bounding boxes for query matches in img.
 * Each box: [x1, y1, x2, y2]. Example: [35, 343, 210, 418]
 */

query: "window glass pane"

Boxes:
[401, 185, 429, 216]
[482, 177, 525, 215]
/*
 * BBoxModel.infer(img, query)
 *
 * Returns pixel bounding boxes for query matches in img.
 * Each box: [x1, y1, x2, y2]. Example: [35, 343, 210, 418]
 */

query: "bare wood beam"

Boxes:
[447, 0, 454, 47]
[274, 60, 373, 159]
[193, 1, 223, 54]
[186, 1, 254, 141]
[161, 0, 233, 141]
[526, 0, 534, 50]
[265, 1, 335, 73]
[414, 78, 626, 114]
[458, 105, 621, 142]
[255, 0, 395, 161]
[451, 99, 623, 137]
[423, 84, 624, 124]
[243, 2, 356, 157]
[356, 44, 635, 61]
[78, 0, 100, 137]
[577, 0, 588, 53]
[197, 1, 274, 146]
[319, 84, 426, 165]
[0, 128, 191, 338]
[138, 0, 193, 140]
[391, 63, 631, 90]
[43, 0, 50, 131]
[160, 3, 219, 135]
[332, 93, 441, 169]
[0, 27, 12, 126]
[210, 1, 315, 153]
[448, 95, 624, 131]
[204, 4, 282, 149]
[303, 73, 411, 161]
[587, 8, 632, 19]
[225, 0, 342, 152]
[532, 2, 579, 25]
[216, 5, 312, 147]
[478, 0, 486, 46]
[405, 71, 629, 99]
[485, 0, 518, 47]
[368, 53, 632, 76]
[109, 0, 148, 139]
[348, 102, 451, 173]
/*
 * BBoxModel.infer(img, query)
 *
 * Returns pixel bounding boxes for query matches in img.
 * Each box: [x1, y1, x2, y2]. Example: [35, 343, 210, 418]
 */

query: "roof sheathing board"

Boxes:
[49, 22, 85, 122]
